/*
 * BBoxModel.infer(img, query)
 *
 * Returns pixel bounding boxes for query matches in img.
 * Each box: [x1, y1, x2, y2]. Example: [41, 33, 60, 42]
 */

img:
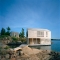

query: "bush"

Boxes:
[4, 46, 10, 49]
[0, 47, 2, 49]
[0, 49, 7, 55]
[12, 37, 18, 42]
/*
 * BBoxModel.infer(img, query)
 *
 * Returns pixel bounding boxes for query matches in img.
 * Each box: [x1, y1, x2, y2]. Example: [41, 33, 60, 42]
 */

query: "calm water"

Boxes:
[30, 40, 60, 52]
[51, 40, 60, 52]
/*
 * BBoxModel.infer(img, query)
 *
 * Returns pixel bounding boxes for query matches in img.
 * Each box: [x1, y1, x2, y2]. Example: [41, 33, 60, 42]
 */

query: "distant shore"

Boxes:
[51, 39, 60, 40]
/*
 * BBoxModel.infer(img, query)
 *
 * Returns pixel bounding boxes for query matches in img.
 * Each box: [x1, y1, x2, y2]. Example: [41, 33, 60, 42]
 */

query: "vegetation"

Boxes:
[0, 27, 26, 43]
[0, 27, 11, 36]
[4, 46, 10, 49]
[0, 47, 2, 49]
[19, 28, 25, 38]
[19, 28, 26, 43]
[0, 28, 6, 35]
[12, 37, 19, 42]
[6, 27, 11, 36]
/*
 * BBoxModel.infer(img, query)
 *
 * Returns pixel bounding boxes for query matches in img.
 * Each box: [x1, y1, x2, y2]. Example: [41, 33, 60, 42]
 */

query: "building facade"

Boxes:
[26, 28, 51, 45]
[10, 32, 19, 38]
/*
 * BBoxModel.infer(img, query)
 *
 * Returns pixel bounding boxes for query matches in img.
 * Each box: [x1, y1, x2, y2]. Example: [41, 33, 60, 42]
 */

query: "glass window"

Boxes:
[37, 31, 44, 37]
[46, 32, 48, 37]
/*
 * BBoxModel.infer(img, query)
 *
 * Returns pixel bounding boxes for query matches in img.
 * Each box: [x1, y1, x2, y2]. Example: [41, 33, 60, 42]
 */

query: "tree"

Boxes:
[0, 32, 1, 36]
[1, 28, 6, 35]
[6, 27, 11, 36]
[19, 28, 25, 43]
[7, 27, 10, 32]
[19, 28, 25, 38]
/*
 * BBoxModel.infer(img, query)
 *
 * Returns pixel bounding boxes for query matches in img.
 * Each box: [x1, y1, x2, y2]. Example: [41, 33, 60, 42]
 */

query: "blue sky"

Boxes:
[0, 0, 60, 39]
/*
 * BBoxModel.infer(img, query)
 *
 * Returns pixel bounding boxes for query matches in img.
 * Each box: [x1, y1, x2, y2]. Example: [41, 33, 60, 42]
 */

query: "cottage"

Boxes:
[10, 32, 19, 38]
[26, 28, 51, 46]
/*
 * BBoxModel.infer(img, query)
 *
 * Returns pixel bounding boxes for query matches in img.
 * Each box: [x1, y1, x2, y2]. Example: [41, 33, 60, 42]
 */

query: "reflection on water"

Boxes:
[40, 46, 51, 50]
[29, 45, 51, 50]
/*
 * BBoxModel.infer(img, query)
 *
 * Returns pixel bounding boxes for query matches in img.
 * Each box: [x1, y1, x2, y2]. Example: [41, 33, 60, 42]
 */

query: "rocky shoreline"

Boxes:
[0, 46, 60, 60]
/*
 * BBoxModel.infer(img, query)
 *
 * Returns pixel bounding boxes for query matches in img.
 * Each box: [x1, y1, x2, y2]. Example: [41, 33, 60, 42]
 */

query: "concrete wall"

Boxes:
[27, 28, 51, 45]
[27, 28, 51, 39]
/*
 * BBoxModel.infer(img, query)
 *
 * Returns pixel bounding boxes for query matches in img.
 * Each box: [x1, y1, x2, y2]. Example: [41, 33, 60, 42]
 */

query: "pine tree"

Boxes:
[6, 27, 11, 36]
[1, 28, 6, 35]
[19, 28, 25, 38]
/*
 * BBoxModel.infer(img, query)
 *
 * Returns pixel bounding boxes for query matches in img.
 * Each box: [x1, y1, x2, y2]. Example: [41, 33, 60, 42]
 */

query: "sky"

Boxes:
[0, 0, 60, 39]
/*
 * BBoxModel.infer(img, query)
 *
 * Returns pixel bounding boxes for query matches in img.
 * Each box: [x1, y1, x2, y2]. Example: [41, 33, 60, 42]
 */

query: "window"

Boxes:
[37, 31, 44, 37]
[46, 32, 48, 37]
[37, 31, 40, 36]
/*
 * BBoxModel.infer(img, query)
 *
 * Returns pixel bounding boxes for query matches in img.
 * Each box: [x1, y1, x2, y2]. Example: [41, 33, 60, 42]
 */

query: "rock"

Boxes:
[5, 54, 10, 59]
[0, 46, 60, 60]
[28, 54, 39, 60]
[0, 56, 1, 59]
[49, 51, 60, 60]
[19, 51, 24, 55]
[22, 46, 40, 55]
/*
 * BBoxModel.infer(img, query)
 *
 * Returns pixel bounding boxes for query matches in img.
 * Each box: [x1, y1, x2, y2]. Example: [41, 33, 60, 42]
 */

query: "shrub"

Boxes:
[4, 46, 10, 49]
[12, 37, 18, 42]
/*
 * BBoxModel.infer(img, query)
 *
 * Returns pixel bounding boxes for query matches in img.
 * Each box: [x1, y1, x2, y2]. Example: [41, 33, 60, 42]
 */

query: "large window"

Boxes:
[46, 32, 48, 37]
[37, 31, 44, 37]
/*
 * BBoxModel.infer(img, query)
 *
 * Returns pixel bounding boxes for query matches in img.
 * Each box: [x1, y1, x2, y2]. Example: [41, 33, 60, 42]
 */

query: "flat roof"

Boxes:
[27, 28, 51, 31]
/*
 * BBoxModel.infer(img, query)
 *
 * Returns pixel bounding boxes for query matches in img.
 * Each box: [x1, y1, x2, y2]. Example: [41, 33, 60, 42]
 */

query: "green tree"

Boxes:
[19, 28, 25, 38]
[1, 28, 6, 35]
[19, 28, 25, 43]
[0, 32, 1, 36]
[6, 27, 11, 36]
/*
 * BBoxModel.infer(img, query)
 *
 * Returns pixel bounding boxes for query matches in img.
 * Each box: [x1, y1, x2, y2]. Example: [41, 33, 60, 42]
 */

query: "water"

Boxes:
[51, 40, 60, 52]
[30, 40, 60, 52]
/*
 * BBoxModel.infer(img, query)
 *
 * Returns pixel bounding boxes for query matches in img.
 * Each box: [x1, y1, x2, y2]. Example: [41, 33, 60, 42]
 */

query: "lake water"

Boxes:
[51, 40, 60, 52]
[30, 40, 60, 52]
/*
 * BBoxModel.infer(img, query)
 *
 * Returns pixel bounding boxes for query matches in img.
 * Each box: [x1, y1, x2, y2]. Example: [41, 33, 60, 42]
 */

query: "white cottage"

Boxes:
[10, 32, 19, 38]
[26, 28, 51, 46]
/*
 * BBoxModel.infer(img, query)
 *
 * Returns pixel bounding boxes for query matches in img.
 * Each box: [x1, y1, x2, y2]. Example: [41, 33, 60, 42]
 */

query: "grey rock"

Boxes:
[5, 54, 10, 59]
